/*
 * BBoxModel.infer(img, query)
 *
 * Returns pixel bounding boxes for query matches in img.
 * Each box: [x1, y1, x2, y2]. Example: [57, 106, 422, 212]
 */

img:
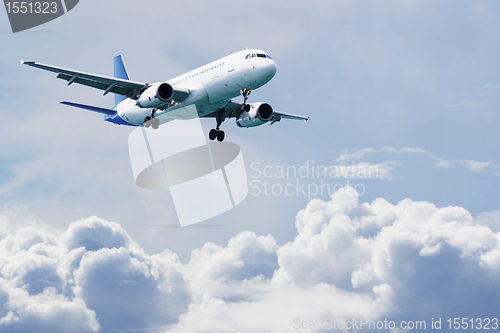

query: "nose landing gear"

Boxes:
[241, 89, 251, 111]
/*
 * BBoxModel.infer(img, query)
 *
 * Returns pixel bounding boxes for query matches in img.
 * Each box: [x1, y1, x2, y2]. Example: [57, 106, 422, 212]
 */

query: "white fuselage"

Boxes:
[116, 49, 277, 126]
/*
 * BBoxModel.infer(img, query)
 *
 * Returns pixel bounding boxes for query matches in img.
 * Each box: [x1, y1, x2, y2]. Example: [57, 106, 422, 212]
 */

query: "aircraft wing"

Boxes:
[204, 100, 309, 124]
[21, 60, 190, 102]
[269, 110, 309, 124]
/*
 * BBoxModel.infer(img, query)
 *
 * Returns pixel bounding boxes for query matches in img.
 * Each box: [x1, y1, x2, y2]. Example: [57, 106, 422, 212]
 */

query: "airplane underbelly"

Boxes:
[225, 69, 260, 92]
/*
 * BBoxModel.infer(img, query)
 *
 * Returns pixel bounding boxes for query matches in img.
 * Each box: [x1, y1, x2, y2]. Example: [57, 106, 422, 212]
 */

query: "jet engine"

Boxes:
[236, 102, 273, 127]
[136, 82, 174, 108]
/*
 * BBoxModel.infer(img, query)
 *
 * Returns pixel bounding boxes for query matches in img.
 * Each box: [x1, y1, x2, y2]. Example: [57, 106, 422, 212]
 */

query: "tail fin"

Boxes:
[113, 55, 130, 105]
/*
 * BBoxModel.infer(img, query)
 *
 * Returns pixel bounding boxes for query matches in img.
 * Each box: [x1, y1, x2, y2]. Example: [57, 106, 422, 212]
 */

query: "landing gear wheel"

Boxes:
[151, 118, 160, 129]
[216, 130, 225, 142]
[209, 129, 217, 141]
[143, 116, 152, 128]
[210, 109, 227, 141]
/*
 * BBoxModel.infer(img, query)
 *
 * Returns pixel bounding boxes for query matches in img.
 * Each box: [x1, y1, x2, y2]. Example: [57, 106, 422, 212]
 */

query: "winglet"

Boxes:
[20, 60, 35, 68]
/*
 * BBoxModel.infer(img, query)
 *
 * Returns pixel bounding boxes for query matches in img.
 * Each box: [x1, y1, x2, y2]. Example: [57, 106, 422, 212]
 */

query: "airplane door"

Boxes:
[228, 59, 234, 72]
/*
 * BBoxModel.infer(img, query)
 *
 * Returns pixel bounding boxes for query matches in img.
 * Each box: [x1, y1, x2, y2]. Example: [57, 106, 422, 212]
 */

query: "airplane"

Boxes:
[21, 49, 308, 141]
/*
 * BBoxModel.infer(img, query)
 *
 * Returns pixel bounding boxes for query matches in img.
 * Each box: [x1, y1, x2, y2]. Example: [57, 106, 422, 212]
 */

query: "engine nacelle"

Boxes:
[136, 83, 174, 108]
[236, 103, 273, 127]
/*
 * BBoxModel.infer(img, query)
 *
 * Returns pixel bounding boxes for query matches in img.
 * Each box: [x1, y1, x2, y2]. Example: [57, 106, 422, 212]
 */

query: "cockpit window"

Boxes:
[244, 53, 273, 59]
[245, 53, 273, 60]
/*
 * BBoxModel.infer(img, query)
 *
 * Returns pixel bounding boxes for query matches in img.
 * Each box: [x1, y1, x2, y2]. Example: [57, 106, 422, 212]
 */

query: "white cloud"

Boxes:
[62, 218, 133, 252]
[171, 188, 500, 332]
[325, 161, 397, 180]
[337, 147, 492, 174]
[336, 148, 377, 163]
[185, 231, 278, 302]
[472, 85, 500, 97]
[0, 215, 191, 333]
[0, 285, 100, 333]
[473, 85, 500, 91]
[445, 102, 485, 108]
[2, 190, 500, 332]
[433, 157, 490, 172]
[73, 246, 190, 332]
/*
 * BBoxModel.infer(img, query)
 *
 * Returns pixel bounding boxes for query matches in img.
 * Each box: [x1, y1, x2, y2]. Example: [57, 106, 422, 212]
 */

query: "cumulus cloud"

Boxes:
[0, 215, 191, 333]
[170, 189, 500, 332]
[185, 231, 278, 302]
[2, 191, 500, 332]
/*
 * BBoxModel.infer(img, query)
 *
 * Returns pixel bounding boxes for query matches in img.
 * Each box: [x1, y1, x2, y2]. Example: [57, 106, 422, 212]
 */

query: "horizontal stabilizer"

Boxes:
[61, 101, 116, 115]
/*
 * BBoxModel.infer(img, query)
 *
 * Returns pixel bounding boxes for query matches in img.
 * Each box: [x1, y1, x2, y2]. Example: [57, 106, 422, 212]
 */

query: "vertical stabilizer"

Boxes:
[113, 55, 130, 105]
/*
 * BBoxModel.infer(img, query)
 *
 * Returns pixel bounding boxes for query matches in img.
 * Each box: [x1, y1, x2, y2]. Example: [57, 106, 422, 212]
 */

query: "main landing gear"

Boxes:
[241, 89, 251, 111]
[209, 128, 225, 142]
[209, 110, 226, 142]
[208, 90, 252, 142]
[143, 109, 160, 129]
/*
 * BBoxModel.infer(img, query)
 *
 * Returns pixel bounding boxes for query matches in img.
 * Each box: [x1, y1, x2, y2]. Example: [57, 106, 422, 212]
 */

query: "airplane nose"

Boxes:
[265, 60, 277, 79]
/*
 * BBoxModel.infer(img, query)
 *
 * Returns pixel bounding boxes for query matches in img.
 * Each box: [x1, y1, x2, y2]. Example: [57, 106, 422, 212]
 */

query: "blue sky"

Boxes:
[1, 1, 500, 332]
